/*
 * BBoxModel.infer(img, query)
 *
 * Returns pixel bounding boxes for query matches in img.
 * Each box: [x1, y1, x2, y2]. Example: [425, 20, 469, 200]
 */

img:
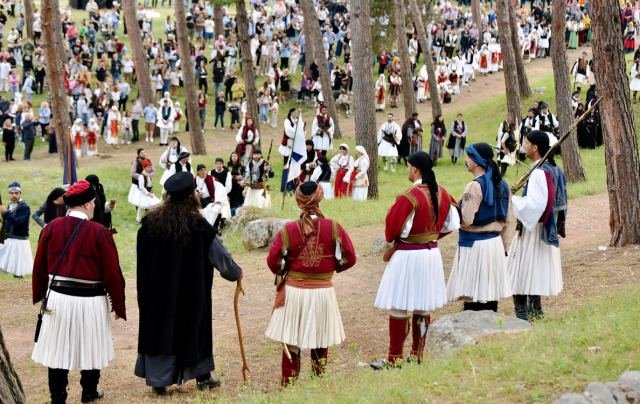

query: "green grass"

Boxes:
[227, 284, 640, 403]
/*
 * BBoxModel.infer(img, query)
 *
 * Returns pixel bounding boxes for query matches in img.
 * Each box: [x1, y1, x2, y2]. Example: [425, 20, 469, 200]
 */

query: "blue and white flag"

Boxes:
[285, 114, 307, 183]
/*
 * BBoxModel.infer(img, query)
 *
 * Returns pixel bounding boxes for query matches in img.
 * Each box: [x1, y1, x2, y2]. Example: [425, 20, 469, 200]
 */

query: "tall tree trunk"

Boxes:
[508, 1, 532, 98]
[42, 0, 71, 165]
[408, 0, 442, 121]
[591, 0, 640, 246]
[23, 0, 34, 39]
[0, 327, 24, 404]
[471, 0, 482, 29]
[496, 0, 521, 123]
[214, 5, 224, 38]
[123, 0, 153, 107]
[175, 0, 206, 154]
[351, 0, 378, 199]
[301, 0, 342, 139]
[235, 0, 259, 134]
[393, 0, 417, 121]
[551, 0, 585, 182]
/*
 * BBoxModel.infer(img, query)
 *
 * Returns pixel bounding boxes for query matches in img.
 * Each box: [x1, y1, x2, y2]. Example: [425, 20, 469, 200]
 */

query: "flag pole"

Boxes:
[281, 102, 303, 211]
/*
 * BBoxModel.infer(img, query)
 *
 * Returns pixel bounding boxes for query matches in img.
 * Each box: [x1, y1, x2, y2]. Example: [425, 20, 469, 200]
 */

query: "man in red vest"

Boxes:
[265, 182, 357, 386]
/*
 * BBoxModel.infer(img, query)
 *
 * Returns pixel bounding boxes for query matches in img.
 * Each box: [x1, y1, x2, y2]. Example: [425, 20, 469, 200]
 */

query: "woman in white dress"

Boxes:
[374, 74, 387, 111]
[350, 146, 370, 201]
[128, 160, 161, 223]
[416, 64, 429, 103]
[158, 137, 189, 186]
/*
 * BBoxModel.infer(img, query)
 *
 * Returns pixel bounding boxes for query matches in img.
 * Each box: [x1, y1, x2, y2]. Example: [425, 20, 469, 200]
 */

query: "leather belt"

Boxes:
[395, 241, 438, 251]
[50, 280, 104, 289]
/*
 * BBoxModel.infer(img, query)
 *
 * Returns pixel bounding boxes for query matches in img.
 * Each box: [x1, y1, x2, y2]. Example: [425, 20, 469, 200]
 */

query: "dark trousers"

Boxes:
[4, 139, 15, 161]
[49, 368, 100, 404]
[214, 112, 224, 128]
[23, 137, 34, 160]
[199, 78, 208, 94]
[132, 119, 140, 142]
[463, 301, 498, 312]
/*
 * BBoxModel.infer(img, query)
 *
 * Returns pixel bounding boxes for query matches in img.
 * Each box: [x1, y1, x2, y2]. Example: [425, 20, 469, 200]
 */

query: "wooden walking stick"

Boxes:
[511, 96, 602, 193]
[234, 279, 250, 383]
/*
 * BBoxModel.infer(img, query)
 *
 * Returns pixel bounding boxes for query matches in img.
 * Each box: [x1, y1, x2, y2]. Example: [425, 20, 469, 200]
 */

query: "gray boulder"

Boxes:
[242, 218, 291, 250]
[619, 371, 640, 393]
[584, 382, 616, 404]
[426, 310, 531, 356]
[371, 236, 391, 256]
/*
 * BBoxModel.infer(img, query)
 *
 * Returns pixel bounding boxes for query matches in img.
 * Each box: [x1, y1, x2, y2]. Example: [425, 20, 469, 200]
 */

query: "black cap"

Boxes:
[300, 181, 318, 196]
[178, 151, 190, 160]
[407, 151, 433, 171]
[196, 163, 206, 171]
[215, 157, 224, 163]
[164, 172, 195, 201]
[305, 139, 314, 146]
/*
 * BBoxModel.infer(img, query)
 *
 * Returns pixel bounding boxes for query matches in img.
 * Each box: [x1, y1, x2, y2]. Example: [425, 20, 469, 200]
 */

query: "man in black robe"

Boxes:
[135, 172, 243, 395]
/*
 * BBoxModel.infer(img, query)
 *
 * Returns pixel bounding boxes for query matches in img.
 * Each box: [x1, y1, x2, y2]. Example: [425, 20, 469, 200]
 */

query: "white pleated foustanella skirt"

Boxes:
[0, 238, 33, 276]
[159, 169, 173, 187]
[243, 188, 271, 209]
[374, 248, 448, 312]
[378, 141, 398, 158]
[127, 185, 161, 209]
[32, 290, 114, 370]
[507, 223, 563, 296]
[352, 186, 367, 201]
[265, 286, 345, 349]
[319, 181, 334, 200]
[447, 237, 513, 302]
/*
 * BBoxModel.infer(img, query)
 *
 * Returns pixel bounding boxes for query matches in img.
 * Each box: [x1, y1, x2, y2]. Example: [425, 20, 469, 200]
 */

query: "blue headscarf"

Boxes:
[465, 144, 495, 206]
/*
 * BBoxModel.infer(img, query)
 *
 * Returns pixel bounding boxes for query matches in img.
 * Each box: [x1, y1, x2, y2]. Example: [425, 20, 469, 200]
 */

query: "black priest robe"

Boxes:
[134, 216, 242, 387]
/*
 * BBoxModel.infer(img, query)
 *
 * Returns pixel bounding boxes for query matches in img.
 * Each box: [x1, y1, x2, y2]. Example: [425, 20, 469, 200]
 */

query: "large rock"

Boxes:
[242, 218, 291, 250]
[426, 310, 532, 356]
[554, 393, 592, 404]
[584, 382, 616, 404]
[371, 236, 392, 256]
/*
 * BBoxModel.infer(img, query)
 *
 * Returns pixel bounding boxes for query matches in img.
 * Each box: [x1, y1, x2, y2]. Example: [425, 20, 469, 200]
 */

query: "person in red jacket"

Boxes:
[265, 182, 357, 387]
[371, 151, 459, 369]
[31, 180, 126, 404]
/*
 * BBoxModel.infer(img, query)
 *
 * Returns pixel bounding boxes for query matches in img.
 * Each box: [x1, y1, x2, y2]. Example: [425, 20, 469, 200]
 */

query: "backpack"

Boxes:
[505, 131, 517, 152]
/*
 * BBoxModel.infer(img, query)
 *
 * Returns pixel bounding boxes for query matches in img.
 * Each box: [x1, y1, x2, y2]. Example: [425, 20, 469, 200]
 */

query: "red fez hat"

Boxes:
[142, 160, 152, 168]
[63, 180, 96, 207]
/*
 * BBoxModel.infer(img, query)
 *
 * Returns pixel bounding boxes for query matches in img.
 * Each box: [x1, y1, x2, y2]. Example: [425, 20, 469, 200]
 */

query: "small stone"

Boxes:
[356, 362, 369, 368]
[584, 382, 615, 404]
[587, 346, 601, 354]
[598, 245, 608, 251]
[553, 393, 591, 404]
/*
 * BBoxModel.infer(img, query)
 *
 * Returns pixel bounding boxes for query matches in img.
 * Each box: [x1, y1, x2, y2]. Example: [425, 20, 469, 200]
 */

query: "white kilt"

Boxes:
[352, 186, 367, 201]
[575, 73, 587, 86]
[507, 223, 563, 296]
[265, 285, 345, 349]
[464, 63, 474, 75]
[127, 184, 161, 209]
[159, 169, 172, 186]
[319, 181, 334, 200]
[312, 133, 332, 151]
[0, 238, 33, 276]
[374, 248, 448, 312]
[631, 78, 640, 92]
[32, 290, 114, 370]
[200, 202, 231, 226]
[447, 237, 512, 302]
[378, 140, 398, 157]
[244, 188, 271, 209]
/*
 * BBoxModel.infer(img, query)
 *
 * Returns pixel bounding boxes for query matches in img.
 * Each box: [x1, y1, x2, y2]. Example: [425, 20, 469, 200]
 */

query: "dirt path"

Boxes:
[2, 192, 639, 403]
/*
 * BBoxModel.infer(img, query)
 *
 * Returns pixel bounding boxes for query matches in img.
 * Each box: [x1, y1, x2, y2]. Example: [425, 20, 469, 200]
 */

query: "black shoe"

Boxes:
[81, 388, 104, 403]
[196, 374, 221, 390]
[153, 387, 167, 396]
